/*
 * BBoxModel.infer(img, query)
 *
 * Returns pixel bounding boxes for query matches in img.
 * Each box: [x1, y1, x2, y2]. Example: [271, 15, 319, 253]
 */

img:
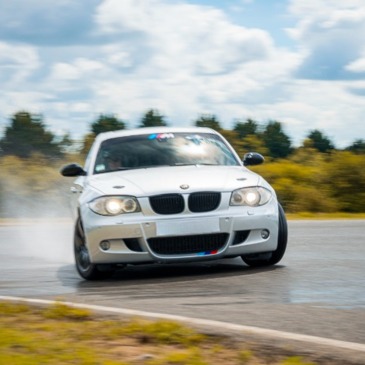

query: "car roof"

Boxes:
[94, 126, 220, 143]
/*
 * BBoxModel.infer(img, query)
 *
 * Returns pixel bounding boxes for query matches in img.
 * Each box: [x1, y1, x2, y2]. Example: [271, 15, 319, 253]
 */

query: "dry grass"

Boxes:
[0, 301, 316, 365]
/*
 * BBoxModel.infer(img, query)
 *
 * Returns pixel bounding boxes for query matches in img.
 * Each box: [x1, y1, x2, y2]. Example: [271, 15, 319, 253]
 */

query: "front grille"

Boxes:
[147, 233, 229, 255]
[150, 194, 184, 214]
[188, 192, 221, 212]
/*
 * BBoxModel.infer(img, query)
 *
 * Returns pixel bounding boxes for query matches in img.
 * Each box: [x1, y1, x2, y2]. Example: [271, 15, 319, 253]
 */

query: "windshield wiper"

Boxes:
[117, 165, 171, 170]
[196, 163, 219, 166]
[172, 163, 219, 166]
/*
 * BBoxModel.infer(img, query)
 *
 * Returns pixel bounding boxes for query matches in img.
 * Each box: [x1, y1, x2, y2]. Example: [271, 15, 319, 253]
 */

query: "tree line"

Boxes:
[1, 110, 364, 159]
[0, 110, 364, 216]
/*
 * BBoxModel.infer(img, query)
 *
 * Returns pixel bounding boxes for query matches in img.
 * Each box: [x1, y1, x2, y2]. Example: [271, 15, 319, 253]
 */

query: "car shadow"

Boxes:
[57, 259, 286, 289]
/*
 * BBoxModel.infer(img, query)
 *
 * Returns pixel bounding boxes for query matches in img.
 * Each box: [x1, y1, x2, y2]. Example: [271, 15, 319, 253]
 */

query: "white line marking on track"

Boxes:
[1, 295, 365, 353]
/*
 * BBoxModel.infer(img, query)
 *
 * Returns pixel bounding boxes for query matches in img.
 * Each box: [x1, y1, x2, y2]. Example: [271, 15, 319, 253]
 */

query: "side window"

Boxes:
[94, 148, 108, 173]
[93, 141, 125, 173]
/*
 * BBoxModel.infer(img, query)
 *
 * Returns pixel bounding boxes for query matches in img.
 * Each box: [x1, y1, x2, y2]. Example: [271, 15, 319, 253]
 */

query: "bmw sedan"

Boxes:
[61, 127, 287, 280]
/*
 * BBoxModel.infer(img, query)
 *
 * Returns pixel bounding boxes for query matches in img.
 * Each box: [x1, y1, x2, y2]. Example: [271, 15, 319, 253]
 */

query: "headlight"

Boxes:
[230, 187, 272, 207]
[89, 196, 141, 216]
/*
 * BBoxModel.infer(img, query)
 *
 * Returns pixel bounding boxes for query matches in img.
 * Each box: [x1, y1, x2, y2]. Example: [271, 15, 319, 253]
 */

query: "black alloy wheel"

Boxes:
[74, 217, 115, 280]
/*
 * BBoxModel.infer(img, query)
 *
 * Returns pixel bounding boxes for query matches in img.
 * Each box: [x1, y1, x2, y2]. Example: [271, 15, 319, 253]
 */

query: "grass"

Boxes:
[0, 301, 317, 365]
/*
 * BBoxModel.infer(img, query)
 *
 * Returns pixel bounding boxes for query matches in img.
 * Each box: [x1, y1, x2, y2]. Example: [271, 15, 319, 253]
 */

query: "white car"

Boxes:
[61, 127, 287, 280]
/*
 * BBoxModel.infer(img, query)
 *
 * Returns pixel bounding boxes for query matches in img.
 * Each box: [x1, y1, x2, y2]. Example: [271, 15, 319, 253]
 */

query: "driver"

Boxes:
[106, 156, 121, 170]
[103, 151, 122, 171]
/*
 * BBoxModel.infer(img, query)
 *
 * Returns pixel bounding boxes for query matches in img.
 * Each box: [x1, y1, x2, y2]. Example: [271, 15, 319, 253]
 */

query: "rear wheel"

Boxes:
[74, 218, 115, 280]
[241, 203, 288, 267]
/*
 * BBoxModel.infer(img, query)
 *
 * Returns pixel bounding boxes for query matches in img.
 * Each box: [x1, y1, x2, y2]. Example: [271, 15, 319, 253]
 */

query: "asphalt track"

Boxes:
[1, 220, 365, 363]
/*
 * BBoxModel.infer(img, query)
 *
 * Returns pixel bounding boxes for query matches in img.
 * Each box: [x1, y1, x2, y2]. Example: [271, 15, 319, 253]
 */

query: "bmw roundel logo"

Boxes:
[180, 184, 189, 190]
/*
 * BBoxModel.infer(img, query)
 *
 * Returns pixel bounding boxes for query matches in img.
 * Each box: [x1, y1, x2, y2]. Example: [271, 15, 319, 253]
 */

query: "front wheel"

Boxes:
[74, 218, 115, 280]
[241, 203, 288, 267]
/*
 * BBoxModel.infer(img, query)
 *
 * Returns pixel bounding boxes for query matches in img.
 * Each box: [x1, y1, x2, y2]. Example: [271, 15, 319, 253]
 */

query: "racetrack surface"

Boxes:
[1, 220, 365, 361]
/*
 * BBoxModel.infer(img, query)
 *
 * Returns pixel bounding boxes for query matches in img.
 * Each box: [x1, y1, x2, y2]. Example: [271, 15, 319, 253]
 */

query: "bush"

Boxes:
[251, 151, 365, 213]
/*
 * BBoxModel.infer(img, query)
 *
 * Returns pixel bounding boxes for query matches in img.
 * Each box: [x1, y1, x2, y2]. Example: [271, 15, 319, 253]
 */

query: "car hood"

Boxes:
[87, 165, 261, 196]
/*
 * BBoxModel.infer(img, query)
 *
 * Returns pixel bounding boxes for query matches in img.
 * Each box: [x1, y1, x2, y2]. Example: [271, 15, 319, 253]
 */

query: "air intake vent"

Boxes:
[188, 192, 221, 212]
[124, 238, 143, 252]
[148, 233, 228, 255]
[150, 194, 184, 214]
[232, 230, 250, 245]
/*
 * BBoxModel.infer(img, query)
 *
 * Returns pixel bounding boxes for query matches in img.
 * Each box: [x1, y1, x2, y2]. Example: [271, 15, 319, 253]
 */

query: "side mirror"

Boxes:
[243, 152, 264, 166]
[60, 163, 86, 177]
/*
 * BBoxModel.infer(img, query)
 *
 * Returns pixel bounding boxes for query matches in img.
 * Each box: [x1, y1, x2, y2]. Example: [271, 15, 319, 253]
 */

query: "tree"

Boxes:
[194, 114, 222, 131]
[219, 130, 245, 156]
[345, 139, 365, 154]
[262, 121, 292, 159]
[91, 114, 126, 136]
[139, 109, 167, 127]
[221, 131, 269, 159]
[241, 134, 269, 156]
[306, 129, 335, 153]
[0, 111, 62, 158]
[233, 119, 258, 139]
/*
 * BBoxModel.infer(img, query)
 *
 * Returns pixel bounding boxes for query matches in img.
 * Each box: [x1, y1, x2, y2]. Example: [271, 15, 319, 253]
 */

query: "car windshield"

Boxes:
[93, 132, 240, 174]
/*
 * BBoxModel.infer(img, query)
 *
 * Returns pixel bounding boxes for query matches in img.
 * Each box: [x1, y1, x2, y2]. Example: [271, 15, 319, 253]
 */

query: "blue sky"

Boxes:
[0, 0, 365, 148]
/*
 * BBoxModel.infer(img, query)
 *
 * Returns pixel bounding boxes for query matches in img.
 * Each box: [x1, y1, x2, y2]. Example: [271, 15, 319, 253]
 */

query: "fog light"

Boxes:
[261, 229, 270, 239]
[100, 240, 111, 251]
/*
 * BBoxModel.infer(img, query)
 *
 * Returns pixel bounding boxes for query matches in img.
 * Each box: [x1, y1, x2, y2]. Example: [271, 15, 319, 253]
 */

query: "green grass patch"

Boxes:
[0, 301, 321, 365]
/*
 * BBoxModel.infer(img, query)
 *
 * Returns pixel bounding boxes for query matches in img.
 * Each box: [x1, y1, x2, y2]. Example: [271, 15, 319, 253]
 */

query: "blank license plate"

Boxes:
[156, 217, 220, 236]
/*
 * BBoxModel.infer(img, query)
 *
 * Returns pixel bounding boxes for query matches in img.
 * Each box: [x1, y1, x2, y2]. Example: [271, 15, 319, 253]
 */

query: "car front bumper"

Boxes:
[80, 201, 280, 265]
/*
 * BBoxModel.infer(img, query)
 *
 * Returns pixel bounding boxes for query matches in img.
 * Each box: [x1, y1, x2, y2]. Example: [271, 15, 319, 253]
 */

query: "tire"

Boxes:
[241, 203, 288, 267]
[74, 218, 115, 280]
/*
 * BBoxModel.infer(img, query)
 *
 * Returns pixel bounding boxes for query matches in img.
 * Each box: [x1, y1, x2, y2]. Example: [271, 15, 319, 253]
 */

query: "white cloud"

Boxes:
[50, 63, 80, 81]
[0, 42, 40, 83]
[0, 0, 364, 149]
[288, 0, 365, 18]
[250, 80, 365, 147]
[82, 0, 301, 132]
[50, 58, 104, 82]
[287, 0, 365, 80]
[346, 56, 365, 73]
[96, 0, 274, 76]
